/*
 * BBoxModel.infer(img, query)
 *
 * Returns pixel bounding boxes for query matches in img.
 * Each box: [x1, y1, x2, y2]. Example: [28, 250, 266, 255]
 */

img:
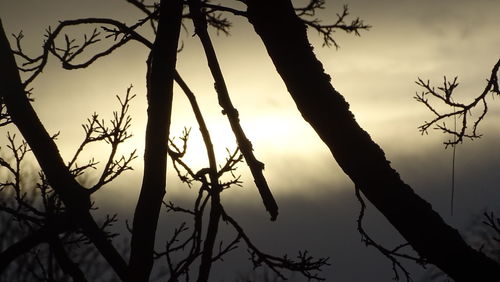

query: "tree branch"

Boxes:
[0, 19, 128, 280]
[188, 0, 279, 221]
[415, 59, 500, 146]
[127, 0, 183, 281]
[246, 1, 500, 280]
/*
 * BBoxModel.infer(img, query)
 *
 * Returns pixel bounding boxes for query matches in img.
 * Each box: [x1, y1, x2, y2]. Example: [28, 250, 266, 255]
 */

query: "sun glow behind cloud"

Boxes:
[1, 0, 499, 204]
[2, 3, 500, 281]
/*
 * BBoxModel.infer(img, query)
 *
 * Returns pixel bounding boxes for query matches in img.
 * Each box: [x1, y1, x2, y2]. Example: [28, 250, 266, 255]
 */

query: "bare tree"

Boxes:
[0, 0, 335, 281]
[2, 0, 498, 281]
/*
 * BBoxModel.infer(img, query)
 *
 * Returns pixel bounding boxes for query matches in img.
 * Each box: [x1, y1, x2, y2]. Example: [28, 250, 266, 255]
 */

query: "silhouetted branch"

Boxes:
[0, 134, 52, 229]
[171, 57, 233, 280]
[201, 2, 247, 18]
[0, 205, 42, 226]
[188, 0, 278, 221]
[158, 188, 209, 282]
[0, 134, 29, 208]
[65, 87, 137, 193]
[197, 193, 222, 281]
[9, 0, 369, 87]
[126, 0, 242, 36]
[422, 210, 500, 281]
[0, 97, 11, 127]
[247, 2, 500, 280]
[49, 236, 87, 282]
[415, 59, 500, 146]
[10, 15, 155, 86]
[296, 3, 371, 48]
[354, 186, 425, 281]
[1, 20, 128, 279]
[0, 213, 75, 274]
[162, 74, 231, 280]
[220, 208, 329, 281]
[217, 148, 243, 180]
[211, 234, 241, 262]
[294, 0, 325, 17]
[168, 128, 199, 187]
[161, 170, 327, 281]
[163, 65, 324, 280]
[88, 88, 137, 193]
[126, 0, 157, 18]
[483, 212, 500, 243]
[128, 1, 183, 280]
[125, 0, 159, 33]
[173, 53, 224, 282]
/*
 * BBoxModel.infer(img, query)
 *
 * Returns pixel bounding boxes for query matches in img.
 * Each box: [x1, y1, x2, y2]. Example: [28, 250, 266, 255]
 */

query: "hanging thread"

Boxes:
[450, 106, 457, 216]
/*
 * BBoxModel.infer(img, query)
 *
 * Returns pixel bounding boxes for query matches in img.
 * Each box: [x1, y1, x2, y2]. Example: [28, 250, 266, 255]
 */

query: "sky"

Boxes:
[1, 0, 500, 281]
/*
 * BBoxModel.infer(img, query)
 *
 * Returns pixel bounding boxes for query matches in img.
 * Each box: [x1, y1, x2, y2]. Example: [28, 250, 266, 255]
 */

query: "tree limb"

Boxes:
[127, 1, 183, 281]
[0, 19, 128, 280]
[188, 0, 278, 221]
[246, 1, 500, 280]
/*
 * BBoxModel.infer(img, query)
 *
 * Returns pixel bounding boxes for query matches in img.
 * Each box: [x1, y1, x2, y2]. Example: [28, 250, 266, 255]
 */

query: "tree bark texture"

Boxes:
[246, 1, 500, 281]
[127, 0, 183, 281]
[0, 19, 128, 280]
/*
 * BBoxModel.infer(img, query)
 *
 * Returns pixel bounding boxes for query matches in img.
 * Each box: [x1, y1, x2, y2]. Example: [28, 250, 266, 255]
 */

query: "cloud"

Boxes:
[92, 125, 500, 281]
[2, 1, 499, 280]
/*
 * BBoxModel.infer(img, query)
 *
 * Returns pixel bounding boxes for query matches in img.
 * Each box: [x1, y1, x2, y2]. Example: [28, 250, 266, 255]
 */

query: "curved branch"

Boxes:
[246, 1, 500, 281]
[0, 20, 128, 279]
[415, 59, 500, 146]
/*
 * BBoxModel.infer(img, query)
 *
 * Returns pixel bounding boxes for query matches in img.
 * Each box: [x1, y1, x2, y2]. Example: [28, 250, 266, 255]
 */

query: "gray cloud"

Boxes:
[1, 0, 499, 280]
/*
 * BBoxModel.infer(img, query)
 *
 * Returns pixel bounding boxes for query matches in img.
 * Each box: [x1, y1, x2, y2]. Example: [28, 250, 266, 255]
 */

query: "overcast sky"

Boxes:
[1, 0, 500, 281]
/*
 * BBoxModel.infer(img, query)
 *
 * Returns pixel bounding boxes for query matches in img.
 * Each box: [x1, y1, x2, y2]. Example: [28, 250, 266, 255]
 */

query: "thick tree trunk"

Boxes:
[246, 1, 500, 281]
[0, 19, 128, 280]
[127, 0, 183, 281]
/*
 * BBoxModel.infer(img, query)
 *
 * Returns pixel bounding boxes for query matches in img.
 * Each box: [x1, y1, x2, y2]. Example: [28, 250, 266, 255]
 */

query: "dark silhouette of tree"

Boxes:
[413, 47, 500, 282]
[0, 0, 336, 281]
[0, 20, 129, 282]
[1, 0, 498, 281]
[245, 0, 500, 281]
[0, 86, 134, 281]
[127, 1, 183, 280]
